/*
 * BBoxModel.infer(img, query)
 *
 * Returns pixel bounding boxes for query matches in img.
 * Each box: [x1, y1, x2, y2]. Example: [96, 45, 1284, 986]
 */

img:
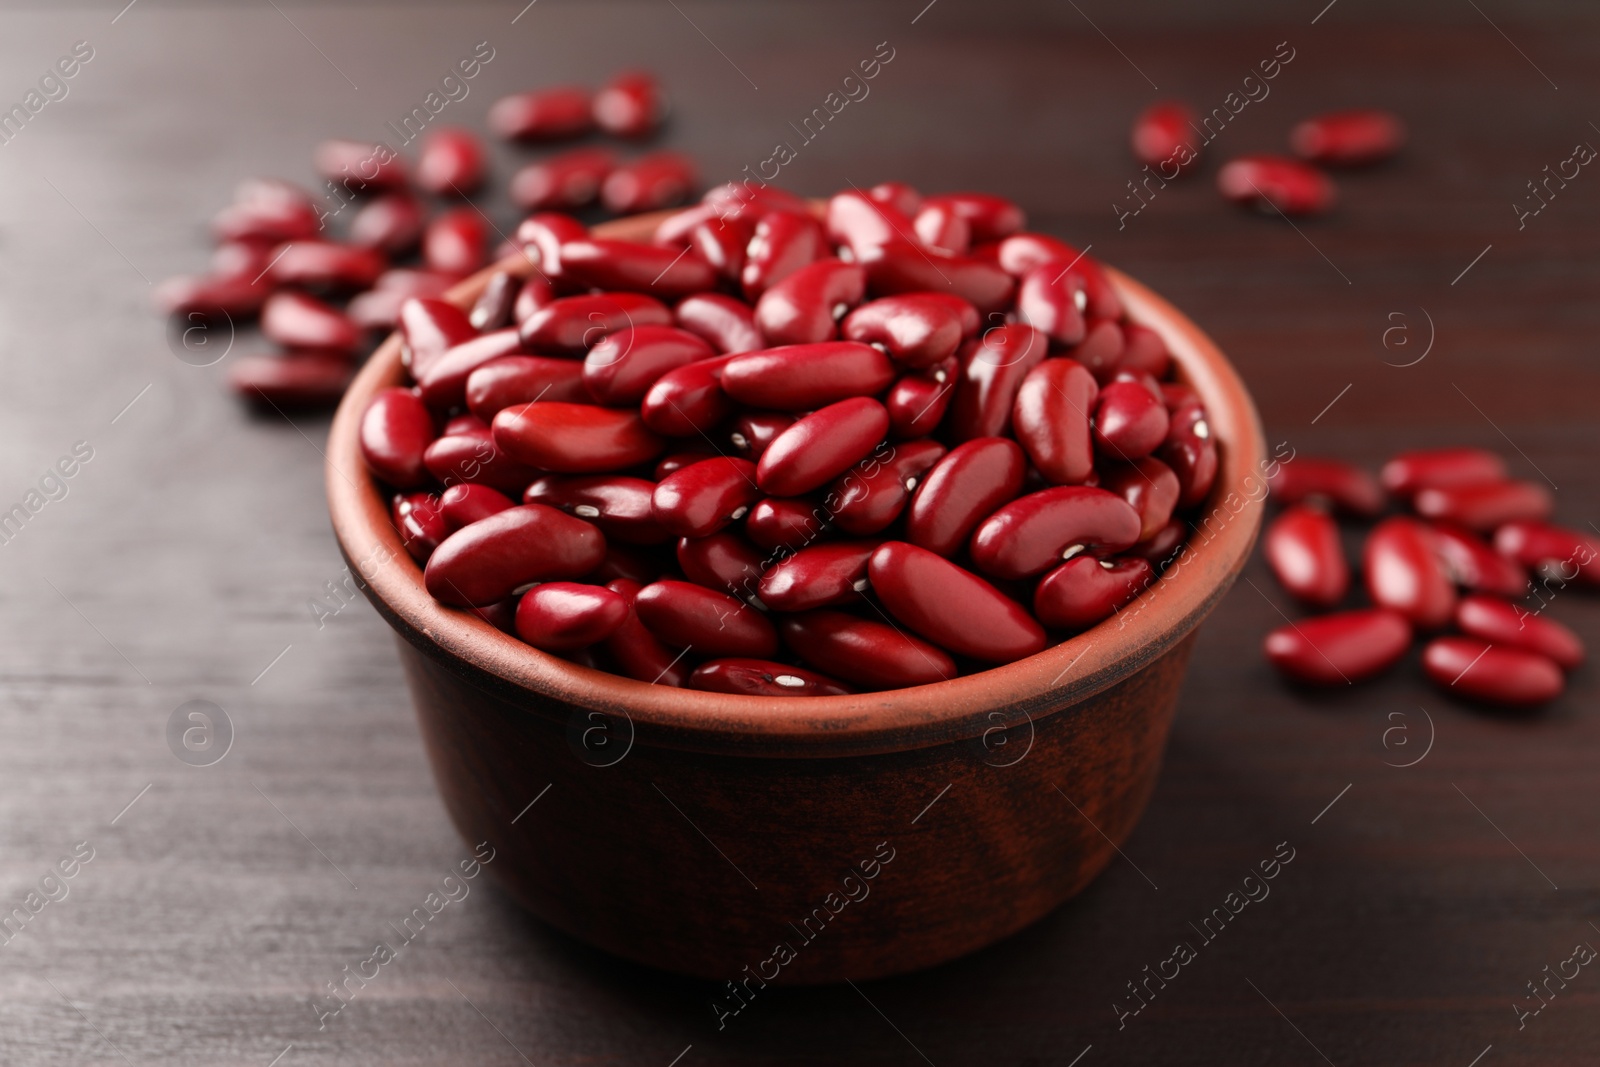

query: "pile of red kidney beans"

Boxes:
[1262, 450, 1593, 707]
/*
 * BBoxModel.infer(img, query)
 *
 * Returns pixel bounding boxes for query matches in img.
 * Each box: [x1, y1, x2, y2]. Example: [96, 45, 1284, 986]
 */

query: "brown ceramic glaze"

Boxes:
[326, 208, 1266, 985]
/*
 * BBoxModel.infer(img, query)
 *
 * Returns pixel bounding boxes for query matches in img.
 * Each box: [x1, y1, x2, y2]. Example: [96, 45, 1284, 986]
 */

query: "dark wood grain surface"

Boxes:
[2, 2, 1597, 1064]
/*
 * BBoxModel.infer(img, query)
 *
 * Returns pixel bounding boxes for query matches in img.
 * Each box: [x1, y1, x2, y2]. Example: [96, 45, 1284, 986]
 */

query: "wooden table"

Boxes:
[2, 3, 1596, 1064]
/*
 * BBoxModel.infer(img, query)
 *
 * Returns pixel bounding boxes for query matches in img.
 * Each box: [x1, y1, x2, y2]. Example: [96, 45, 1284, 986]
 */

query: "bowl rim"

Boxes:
[327, 208, 1267, 758]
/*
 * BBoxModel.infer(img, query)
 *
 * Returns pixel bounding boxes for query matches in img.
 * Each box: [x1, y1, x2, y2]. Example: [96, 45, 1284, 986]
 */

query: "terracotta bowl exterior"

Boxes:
[325, 209, 1266, 985]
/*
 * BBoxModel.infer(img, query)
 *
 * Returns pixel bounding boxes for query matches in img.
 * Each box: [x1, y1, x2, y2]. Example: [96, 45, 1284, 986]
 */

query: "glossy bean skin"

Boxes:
[922, 193, 1024, 243]
[1494, 520, 1600, 587]
[514, 582, 628, 651]
[728, 413, 794, 460]
[1016, 264, 1087, 346]
[756, 397, 890, 497]
[513, 212, 587, 282]
[518, 293, 672, 355]
[677, 532, 766, 601]
[674, 293, 764, 354]
[510, 146, 616, 210]
[1456, 594, 1583, 670]
[723, 342, 893, 411]
[465, 356, 589, 420]
[228, 352, 353, 408]
[1158, 401, 1218, 508]
[704, 181, 812, 223]
[268, 240, 385, 292]
[417, 127, 486, 195]
[913, 202, 970, 254]
[261, 291, 361, 354]
[841, 293, 978, 368]
[1115, 324, 1173, 380]
[745, 497, 832, 553]
[857, 240, 1015, 315]
[558, 238, 718, 298]
[687, 659, 852, 697]
[1127, 518, 1187, 563]
[602, 578, 690, 686]
[400, 297, 477, 378]
[868, 541, 1047, 663]
[1265, 504, 1349, 608]
[986, 232, 1081, 278]
[153, 273, 267, 318]
[1291, 109, 1405, 167]
[601, 152, 698, 214]
[907, 438, 1027, 557]
[422, 432, 539, 496]
[640, 354, 735, 436]
[1429, 523, 1529, 598]
[1131, 100, 1201, 173]
[868, 181, 922, 217]
[1099, 456, 1180, 541]
[524, 475, 667, 545]
[312, 139, 407, 190]
[1413, 481, 1553, 532]
[438, 483, 515, 531]
[781, 609, 955, 688]
[1093, 379, 1171, 461]
[1267, 456, 1384, 517]
[493, 401, 666, 474]
[949, 323, 1049, 441]
[634, 580, 778, 657]
[651, 457, 763, 537]
[417, 328, 525, 410]
[424, 504, 605, 607]
[1364, 517, 1457, 629]
[593, 544, 669, 586]
[653, 203, 721, 248]
[1264, 609, 1412, 686]
[350, 193, 425, 255]
[754, 259, 867, 346]
[423, 207, 488, 277]
[969, 487, 1143, 580]
[689, 215, 754, 282]
[594, 70, 668, 137]
[740, 210, 825, 299]
[583, 325, 714, 405]
[350, 271, 457, 332]
[1034, 555, 1154, 630]
[488, 86, 593, 141]
[470, 270, 518, 331]
[655, 451, 715, 478]
[758, 540, 879, 612]
[1217, 155, 1337, 216]
[211, 182, 319, 244]
[825, 190, 915, 255]
[1422, 637, 1563, 707]
[885, 360, 956, 439]
[1380, 447, 1506, 496]
[1069, 317, 1125, 373]
[1011, 358, 1097, 483]
[393, 492, 447, 564]
[826, 439, 946, 536]
[359, 387, 436, 487]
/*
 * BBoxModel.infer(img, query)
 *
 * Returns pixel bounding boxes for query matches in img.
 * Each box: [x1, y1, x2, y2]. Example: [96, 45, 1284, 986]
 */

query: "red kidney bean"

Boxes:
[416, 127, 485, 195]
[153, 274, 267, 318]
[740, 210, 825, 299]
[393, 492, 447, 563]
[1115, 323, 1173, 380]
[826, 439, 946, 536]
[1422, 636, 1563, 706]
[439, 483, 515, 531]
[689, 215, 754, 282]
[489, 86, 593, 140]
[1105, 366, 1163, 403]
[1093, 379, 1171, 461]
[1429, 522, 1529, 598]
[745, 496, 832, 553]
[400, 297, 477, 378]
[1494, 520, 1600, 588]
[1265, 504, 1349, 608]
[493, 401, 665, 474]
[524, 474, 667, 544]
[349, 193, 425, 255]
[1016, 263, 1087, 346]
[470, 270, 518, 332]
[1414, 480, 1553, 532]
[360, 387, 435, 487]
[423, 431, 539, 495]
[518, 292, 672, 355]
[417, 328, 524, 410]
[826, 190, 915, 255]
[858, 240, 1016, 315]
[1158, 401, 1218, 508]
[1267, 456, 1384, 517]
[1011, 358, 1097, 483]
[514, 582, 628, 652]
[728, 412, 794, 460]
[1131, 100, 1201, 173]
[228, 352, 353, 408]
[677, 532, 765, 600]
[703, 181, 814, 225]
[261, 291, 361, 354]
[653, 203, 721, 248]
[868, 181, 922, 217]
[1264, 608, 1412, 685]
[655, 451, 715, 479]
[1128, 518, 1187, 563]
[885, 360, 956, 439]
[602, 578, 690, 685]
[211, 184, 319, 244]
[210, 241, 274, 280]
[983, 232, 1077, 277]
[969, 486, 1143, 580]
[423, 207, 488, 276]
[722, 341, 893, 411]
[635, 579, 778, 658]
[688, 659, 851, 697]
[640, 354, 735, 436]
[594, 70, 667, 137]
[443, 413, 488, 436]
[950, 323, 1049, 442]
[651, 457, 762, 538]
[758, 540, 879, 612]
[907, 437, 1027, 557]
[513, 212, 587, 282]
[268, 240, 385, 292]
[1456, 594, 1583, 670]
[313, 139, 406, 190]
[583, 324, 714, 405]
[869, 541, 1046, 663]
[559, 238, 718, 297]
[756, 397, 890, 497]
[674, 293, 764, 354]
[594, 545, 669, 586]
[510, 147, 616, 211]
[922, 193, 1024, 243]
[424, 504, 605, 607]
[1380, 447, 1507, 497]
[1034, 555, 1154, 630]
[1217, 155, 1337, 216]
[913, 202, 971, 255]
[602, 152, 698, 214]
[781, 609, 955, 688]
[1291, 109, 1405, 168]
[1364, 517, 1456, 629]
[755, 259, 867, 346]
[466, 356, 589, 420]
[1069, 317, 1126, 374]
[841, 293, 978, 368]
[1100, 457, 1181, 542]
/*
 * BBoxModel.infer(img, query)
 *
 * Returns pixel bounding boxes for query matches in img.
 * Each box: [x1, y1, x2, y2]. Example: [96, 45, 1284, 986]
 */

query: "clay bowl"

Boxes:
[326, 208, 1266, 985]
